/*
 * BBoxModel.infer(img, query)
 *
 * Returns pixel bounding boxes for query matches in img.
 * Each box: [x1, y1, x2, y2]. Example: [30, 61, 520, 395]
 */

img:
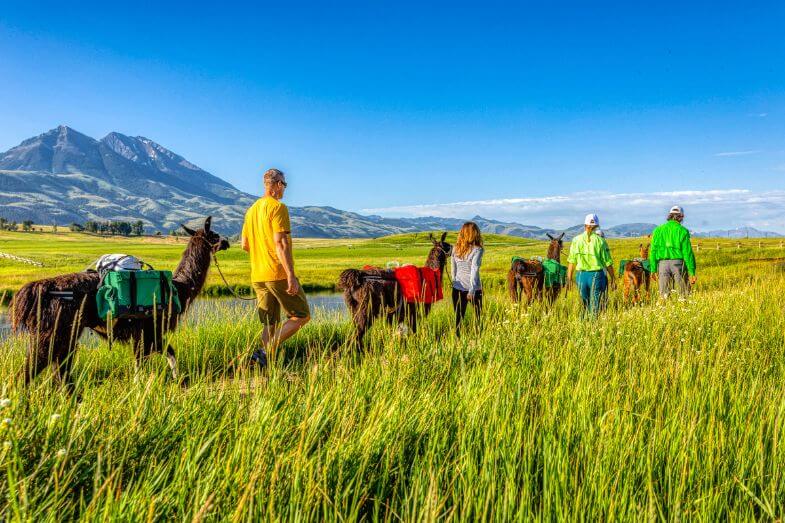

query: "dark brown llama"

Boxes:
[338, 233, 451, 350]
[508, 232, 565, 304]
[623, 243, 651, 305]
[11, 217, 229, 391]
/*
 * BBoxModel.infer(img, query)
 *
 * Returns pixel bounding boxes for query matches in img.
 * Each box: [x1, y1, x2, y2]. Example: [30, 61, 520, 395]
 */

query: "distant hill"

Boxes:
[1, 126, 779, 239]
[692, 227, 783, 238]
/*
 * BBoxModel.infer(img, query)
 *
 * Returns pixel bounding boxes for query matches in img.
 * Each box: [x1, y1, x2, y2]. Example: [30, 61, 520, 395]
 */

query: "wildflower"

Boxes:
[1, 418, 11, 427]
[56, 448, 67, 458]
[2, 441, 10, 449]
[50, 414, 61, 423]
[0, 399, 10, 409]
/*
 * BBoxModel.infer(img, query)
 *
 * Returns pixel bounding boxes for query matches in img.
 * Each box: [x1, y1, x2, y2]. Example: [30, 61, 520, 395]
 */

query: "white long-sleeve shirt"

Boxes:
[451, 246, 483, 293]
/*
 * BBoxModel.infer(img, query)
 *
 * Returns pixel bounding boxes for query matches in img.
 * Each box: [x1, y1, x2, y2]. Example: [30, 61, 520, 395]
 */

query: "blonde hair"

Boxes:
[454, 222, 483, 259]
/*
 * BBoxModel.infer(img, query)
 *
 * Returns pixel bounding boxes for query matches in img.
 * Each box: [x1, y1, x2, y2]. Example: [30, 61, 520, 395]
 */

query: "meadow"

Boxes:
[1, 230, 785, 520]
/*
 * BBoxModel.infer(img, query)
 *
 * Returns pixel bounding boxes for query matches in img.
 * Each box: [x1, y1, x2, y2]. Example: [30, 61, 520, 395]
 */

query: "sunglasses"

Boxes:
[276, 179, 288, 188]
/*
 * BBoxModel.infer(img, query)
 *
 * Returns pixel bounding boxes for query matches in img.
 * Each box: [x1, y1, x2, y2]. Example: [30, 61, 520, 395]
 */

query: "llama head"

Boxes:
[181, 216, 230, 253]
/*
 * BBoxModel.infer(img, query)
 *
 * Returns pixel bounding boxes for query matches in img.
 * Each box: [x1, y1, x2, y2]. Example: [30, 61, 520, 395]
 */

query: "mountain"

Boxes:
[0, 126, 254, 233]
[692, 227, 783, 238]
[604, 223, 657, 238]
[2, 126, 778, 239]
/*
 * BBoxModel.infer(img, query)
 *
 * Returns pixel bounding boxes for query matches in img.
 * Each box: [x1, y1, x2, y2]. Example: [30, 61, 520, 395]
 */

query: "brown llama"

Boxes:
[623, 243, 651, 305]
[338, 233, 451, 350]
[11, 217, 229, 391]
[508, 233, 565, 304]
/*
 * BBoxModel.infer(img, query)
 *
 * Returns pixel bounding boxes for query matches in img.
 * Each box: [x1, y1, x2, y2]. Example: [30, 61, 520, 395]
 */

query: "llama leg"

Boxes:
[165, 345, 178, 380]
[351, 298, 373, 351]
[354, 313, 371, 351]
[23, 337, 52, 386]
[131, 331, 144, 375]
[407, 303, 418, 334]
[54, 351, 76, 394]
[507, 271, 518, 302]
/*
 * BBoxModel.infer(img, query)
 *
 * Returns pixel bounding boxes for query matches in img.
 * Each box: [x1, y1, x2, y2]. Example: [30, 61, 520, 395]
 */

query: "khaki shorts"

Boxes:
[253, 280, 310, 325]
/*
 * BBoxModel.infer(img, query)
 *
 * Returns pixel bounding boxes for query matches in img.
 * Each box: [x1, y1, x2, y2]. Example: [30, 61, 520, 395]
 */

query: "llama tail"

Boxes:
[338, 269, 364, 292]
[338, 269, 365, 310]
[11, 282, 44, 332]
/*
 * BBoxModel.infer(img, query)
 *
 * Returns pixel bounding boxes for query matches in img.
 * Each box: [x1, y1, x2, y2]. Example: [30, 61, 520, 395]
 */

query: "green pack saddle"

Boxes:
[511, 256, 567, 288]
[96, 270, 181, 320]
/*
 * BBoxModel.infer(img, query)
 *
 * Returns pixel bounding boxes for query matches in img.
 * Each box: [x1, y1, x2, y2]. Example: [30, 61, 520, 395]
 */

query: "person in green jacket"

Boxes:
[567, 214, 616, 314]
[649, 205, 697, 298]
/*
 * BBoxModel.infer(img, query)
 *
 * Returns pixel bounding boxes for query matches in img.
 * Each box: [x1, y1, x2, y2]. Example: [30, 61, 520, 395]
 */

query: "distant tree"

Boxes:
[7, 222, 18, 231]
[112, 221, 132, 236]
[22, 220, 34, 232]
[84, 221, 99, 233]
[69, 222, 84, 232]
[52, 223, 58, 233]
[131, 220, 145, 236]
[0, 218, 7, 230]
[155, 230, 162, 236]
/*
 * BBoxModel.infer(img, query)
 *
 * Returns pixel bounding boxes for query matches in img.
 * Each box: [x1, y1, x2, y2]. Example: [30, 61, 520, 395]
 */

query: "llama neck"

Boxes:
[173, 237, 212, 302]
[426, 249, 445, 273]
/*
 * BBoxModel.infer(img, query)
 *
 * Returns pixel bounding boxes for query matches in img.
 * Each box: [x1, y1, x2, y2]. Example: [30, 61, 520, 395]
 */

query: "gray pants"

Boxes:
[658, 259, 689, 298]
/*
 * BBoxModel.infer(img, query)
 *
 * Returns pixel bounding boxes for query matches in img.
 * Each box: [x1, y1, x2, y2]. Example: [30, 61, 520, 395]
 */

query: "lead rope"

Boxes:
[211, 252, 257, 301]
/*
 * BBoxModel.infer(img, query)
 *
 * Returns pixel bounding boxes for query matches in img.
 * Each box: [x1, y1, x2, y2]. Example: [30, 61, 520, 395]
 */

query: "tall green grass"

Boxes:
[1, 238, 785, 519]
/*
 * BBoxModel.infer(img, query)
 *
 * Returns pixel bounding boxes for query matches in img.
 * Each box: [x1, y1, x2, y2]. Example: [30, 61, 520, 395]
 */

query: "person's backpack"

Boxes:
[94, 254, 181, 320]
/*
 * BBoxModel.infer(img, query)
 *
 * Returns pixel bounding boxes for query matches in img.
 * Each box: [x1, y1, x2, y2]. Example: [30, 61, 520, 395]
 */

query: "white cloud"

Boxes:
[361, 189, 785, 232]
[714, 150, 761, 157]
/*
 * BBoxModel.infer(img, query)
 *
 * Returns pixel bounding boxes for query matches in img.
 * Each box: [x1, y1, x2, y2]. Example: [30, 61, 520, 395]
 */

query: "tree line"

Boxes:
[0, 217, 146, 236]
[0, 218, 35, 231]
[72, 220, 146, 236]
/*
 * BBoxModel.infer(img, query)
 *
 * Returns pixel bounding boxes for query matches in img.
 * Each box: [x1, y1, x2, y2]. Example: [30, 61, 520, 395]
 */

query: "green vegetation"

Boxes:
[0, 230, 553, 300]
[1, 231, 785, 519]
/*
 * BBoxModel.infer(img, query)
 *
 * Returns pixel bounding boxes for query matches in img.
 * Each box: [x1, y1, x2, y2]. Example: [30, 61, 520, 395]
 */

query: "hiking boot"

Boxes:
[250, 349, 268, 370]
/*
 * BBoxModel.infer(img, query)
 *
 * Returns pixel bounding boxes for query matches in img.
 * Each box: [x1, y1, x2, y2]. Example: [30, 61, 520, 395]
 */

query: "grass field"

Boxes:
[1, 231, 785, 519]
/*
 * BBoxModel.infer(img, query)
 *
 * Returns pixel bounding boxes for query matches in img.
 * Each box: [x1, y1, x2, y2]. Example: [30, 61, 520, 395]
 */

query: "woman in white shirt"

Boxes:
[451, 222, 484, 337]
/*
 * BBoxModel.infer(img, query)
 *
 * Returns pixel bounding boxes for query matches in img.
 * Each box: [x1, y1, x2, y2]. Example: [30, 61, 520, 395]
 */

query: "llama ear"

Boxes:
[558, 232, 565, 241]
[181, 224, 197, 236]
[546, 233, 554, 240]
[204, 216, 212, 233]
[428, 232, 435, 243]
[440, 232, 447, 243]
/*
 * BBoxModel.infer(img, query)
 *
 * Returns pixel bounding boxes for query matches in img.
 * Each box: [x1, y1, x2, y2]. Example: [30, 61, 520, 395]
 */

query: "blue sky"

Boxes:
[1, 1, 784, 230]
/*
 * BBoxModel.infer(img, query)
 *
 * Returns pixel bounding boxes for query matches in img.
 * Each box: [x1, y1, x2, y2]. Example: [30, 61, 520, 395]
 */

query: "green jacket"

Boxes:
[649, 220, 696, 276]
[567, 231, 613, 272]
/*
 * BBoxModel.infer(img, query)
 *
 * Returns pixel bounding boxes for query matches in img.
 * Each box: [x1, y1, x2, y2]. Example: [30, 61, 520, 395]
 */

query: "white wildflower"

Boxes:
[1, 418, 11, 426]
[0, 399, 10, 409]
[50, 414, 61, 423]
[56, 448, 67, 458]
[2, 441, 10, 449]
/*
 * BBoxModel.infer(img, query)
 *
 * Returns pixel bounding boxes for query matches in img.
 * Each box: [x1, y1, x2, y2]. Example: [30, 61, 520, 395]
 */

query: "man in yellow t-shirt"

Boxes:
[242, 168, 310, 368]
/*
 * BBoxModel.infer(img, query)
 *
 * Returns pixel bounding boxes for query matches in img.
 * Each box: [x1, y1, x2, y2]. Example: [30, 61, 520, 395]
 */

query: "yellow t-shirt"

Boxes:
[242, 196, 292, 282]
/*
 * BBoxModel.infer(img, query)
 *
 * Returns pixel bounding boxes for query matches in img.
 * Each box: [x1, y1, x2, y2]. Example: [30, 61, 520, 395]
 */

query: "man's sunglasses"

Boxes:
[276, 179, 288, 188]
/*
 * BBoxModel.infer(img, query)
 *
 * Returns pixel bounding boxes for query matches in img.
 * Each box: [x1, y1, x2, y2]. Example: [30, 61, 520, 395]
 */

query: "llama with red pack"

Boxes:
[338, 233, 451, 350]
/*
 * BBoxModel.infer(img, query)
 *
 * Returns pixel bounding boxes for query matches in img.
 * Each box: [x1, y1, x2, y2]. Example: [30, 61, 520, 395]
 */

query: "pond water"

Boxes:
[0, 292, 346, 342]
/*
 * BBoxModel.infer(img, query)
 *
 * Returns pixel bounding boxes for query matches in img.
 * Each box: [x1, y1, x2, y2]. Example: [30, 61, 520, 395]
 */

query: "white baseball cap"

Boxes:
[669, 205, 684, 215]
[584, 213, 600, 226]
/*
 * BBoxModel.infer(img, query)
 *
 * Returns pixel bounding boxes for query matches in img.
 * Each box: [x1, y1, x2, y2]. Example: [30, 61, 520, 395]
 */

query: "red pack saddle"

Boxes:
[393, 265, 443, 304]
